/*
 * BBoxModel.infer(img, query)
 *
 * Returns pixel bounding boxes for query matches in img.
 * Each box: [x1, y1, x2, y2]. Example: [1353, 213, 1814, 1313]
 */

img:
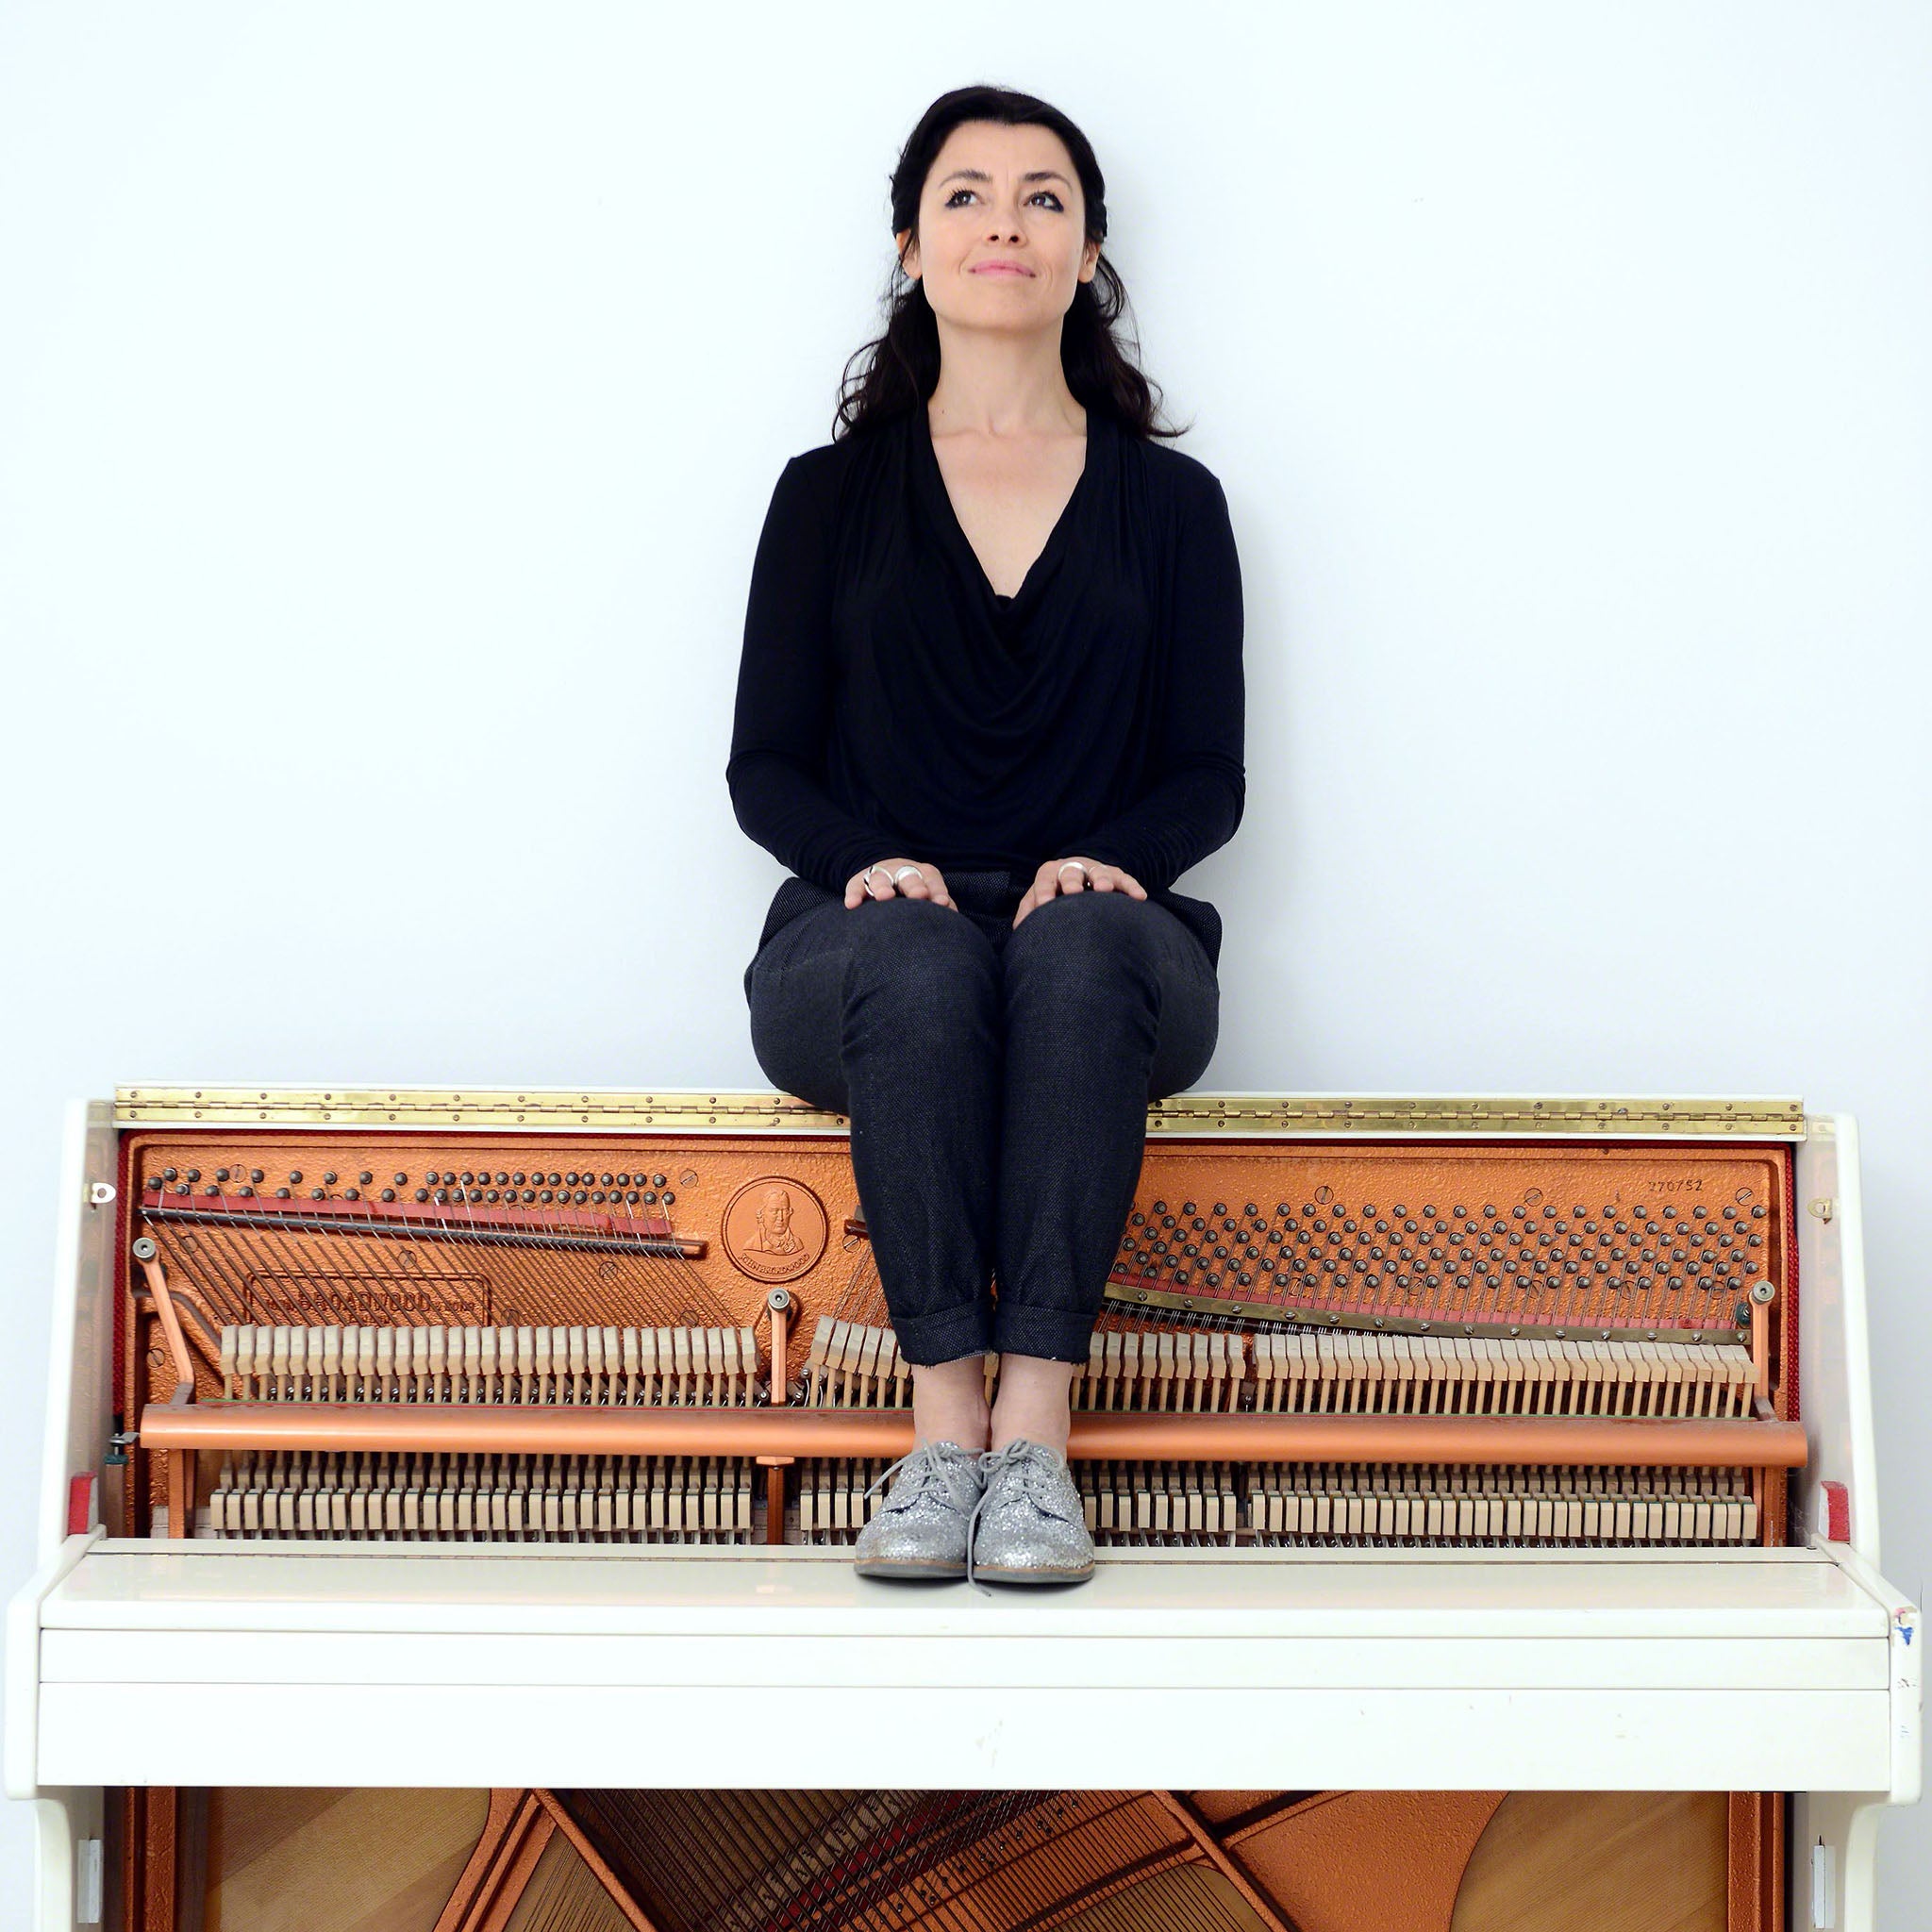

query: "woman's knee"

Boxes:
[843, 897, 999, 1011]
[1006, 890, 1163, 993]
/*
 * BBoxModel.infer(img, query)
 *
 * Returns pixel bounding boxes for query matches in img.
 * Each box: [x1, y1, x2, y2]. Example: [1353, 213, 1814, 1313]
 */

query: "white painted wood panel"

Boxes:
[36, 1681, 1895, 1792]
[38, 1628, 1890, 1692]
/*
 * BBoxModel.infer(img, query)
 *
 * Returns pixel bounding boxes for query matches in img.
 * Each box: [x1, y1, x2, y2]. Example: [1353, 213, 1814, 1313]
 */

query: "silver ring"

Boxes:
[861, 861, 919, 896]
[1057, 859, 1091, 880]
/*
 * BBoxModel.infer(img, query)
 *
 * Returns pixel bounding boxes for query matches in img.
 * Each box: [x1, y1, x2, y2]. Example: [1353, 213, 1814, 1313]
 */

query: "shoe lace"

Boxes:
[864, 1439, 971, 1513]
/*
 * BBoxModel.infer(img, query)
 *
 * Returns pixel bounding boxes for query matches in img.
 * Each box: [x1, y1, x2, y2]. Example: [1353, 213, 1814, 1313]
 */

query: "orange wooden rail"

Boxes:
[141, 1402, 1807, 1469]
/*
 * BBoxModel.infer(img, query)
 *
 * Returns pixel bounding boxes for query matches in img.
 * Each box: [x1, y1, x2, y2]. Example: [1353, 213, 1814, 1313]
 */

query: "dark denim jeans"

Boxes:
[742, 869, 1220, 1366]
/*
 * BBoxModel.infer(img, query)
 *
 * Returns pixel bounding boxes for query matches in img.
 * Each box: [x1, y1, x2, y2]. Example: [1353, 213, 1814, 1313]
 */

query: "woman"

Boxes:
[727, 84, 1244, 1586]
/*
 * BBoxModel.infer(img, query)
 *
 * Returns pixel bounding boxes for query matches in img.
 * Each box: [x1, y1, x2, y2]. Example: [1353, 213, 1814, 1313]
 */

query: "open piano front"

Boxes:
[5, 1088, 1920, 1931]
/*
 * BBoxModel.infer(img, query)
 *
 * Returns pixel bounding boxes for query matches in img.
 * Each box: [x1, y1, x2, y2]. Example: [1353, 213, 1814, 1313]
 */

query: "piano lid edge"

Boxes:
[108, 1087, 1810, 1138]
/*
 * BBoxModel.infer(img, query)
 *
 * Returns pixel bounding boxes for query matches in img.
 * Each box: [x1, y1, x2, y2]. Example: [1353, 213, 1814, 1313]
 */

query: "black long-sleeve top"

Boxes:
[726, 401, 1245, 962]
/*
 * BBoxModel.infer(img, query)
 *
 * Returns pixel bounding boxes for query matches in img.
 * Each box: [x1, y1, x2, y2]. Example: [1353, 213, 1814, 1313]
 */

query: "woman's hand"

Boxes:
[844, 858, 957, 910]
[1011, 856, 1146, 929]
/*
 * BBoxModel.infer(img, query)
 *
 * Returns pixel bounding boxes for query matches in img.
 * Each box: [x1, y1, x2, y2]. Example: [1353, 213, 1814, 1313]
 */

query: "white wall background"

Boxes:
[3, 1, 1926, 1918]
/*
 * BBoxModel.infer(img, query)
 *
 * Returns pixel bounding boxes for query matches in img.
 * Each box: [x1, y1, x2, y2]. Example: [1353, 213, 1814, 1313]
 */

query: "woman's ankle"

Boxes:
[913, 1409, 991, 1453]
[910, 1355, 993, 1450]
[989, 1417, 1070, 1457]
[987, 1352, 1076, 1456]
[988, 1400, 1074, 1457]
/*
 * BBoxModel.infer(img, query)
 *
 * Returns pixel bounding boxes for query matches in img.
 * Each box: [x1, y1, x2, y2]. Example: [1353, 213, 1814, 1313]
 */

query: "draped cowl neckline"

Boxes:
[910, 401, 1111, 643]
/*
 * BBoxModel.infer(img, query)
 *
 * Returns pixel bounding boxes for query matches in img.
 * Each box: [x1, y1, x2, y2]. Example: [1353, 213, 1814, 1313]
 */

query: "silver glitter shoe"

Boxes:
[967, 1439, 1095, 1586]
[852, 1439, 986, 1580]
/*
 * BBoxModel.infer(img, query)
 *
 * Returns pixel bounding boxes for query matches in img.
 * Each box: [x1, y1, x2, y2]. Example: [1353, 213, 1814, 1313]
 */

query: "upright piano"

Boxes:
[5, 1087, 1920, 1930]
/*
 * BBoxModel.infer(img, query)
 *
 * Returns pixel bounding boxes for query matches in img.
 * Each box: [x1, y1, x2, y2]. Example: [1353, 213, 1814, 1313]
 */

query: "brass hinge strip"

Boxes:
[114, 1086, 1806, 1138]
[1143, 1096, 1805, 1137]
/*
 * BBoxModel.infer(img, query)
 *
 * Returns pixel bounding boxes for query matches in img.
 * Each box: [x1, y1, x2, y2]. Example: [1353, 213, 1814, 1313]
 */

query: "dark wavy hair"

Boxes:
[834, 84, 1187, 444]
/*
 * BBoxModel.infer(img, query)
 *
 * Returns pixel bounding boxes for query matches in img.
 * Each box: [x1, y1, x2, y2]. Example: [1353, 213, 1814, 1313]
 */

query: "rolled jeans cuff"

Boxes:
[888, 1300, 993, 1369]
[990, 1302, 1099, 1366]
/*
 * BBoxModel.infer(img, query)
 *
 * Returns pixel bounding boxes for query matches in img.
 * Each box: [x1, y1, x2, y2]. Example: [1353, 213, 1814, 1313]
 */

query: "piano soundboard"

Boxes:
[4, 1088, 1920, 1931]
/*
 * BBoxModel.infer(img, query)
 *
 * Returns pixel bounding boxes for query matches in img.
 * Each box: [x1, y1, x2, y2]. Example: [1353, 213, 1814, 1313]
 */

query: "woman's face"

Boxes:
[897, 120, 1099, 334]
